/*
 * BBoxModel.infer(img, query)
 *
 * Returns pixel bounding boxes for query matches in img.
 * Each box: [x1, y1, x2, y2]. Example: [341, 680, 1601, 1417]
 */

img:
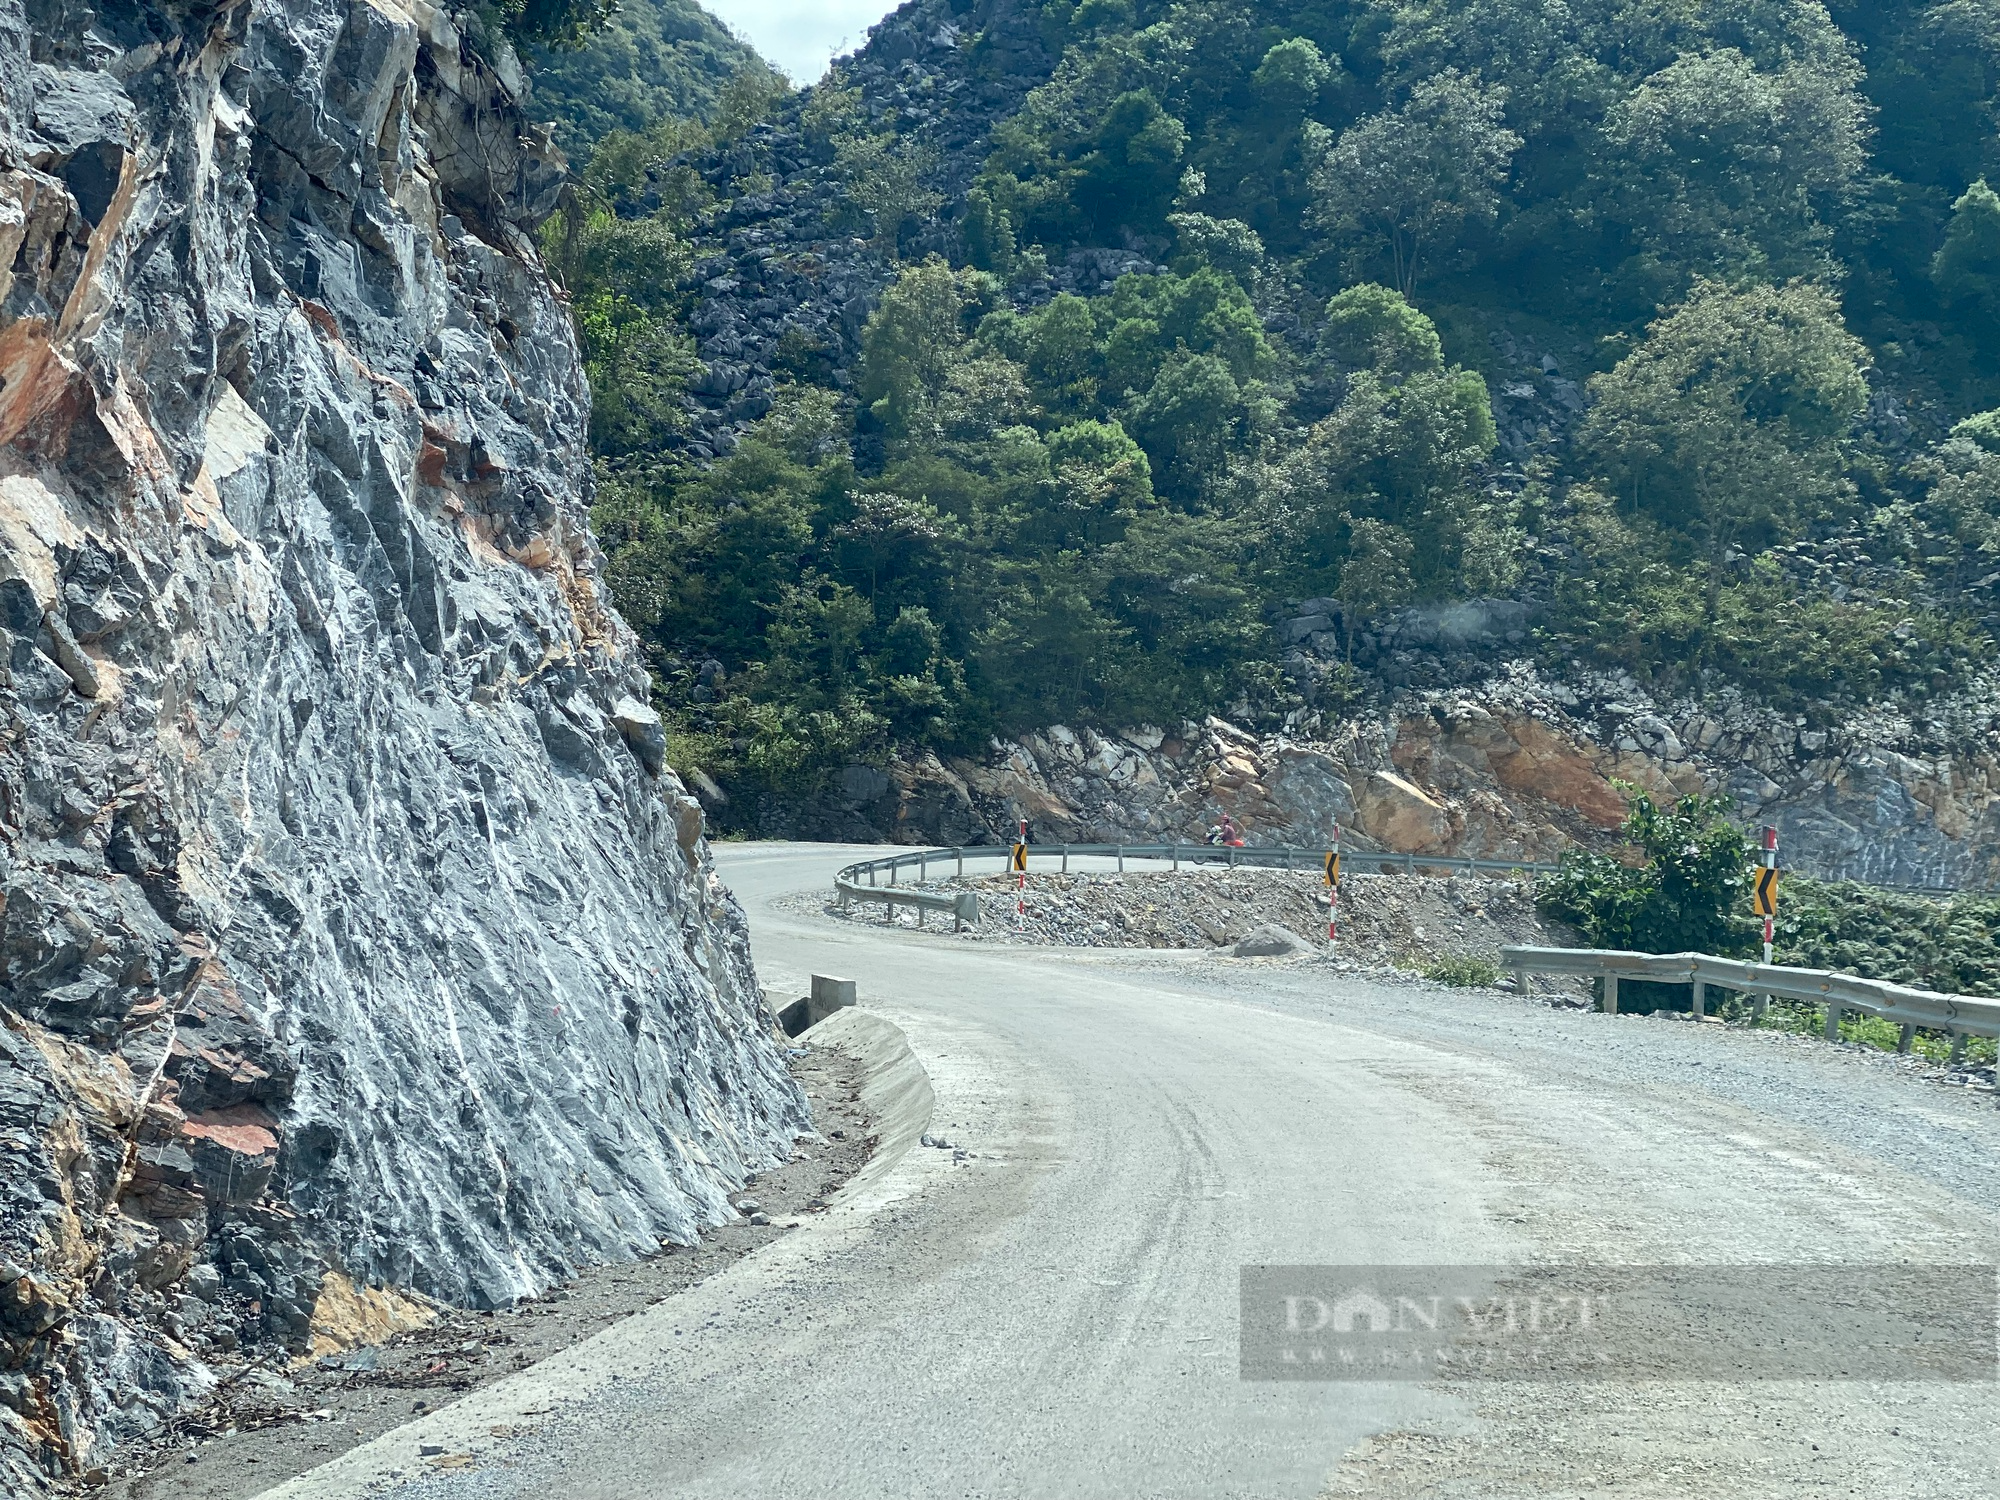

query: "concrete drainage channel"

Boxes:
[775, 973, 859, 1036]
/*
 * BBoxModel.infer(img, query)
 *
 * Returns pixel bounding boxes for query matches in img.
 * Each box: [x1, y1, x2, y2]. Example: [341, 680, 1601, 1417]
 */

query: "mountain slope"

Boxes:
[529, 0, 764, 155]
[546, 0, 2000, 849]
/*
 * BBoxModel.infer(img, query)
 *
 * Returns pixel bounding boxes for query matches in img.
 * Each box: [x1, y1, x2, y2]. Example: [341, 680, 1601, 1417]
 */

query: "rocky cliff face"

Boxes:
[853, 667, 2000, 893]
[0, 0, 807, 1486]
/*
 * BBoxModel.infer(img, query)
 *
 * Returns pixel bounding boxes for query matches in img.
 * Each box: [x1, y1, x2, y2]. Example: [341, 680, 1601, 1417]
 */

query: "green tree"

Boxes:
[543, 207, 698, 455]
[1252, 37, 1335, 120]
[1321, 283, 1445, 379]
[1036, 419, 1156, 548]
[838, 132, 945, 257]
[1602, 45, 1870, 287]
[1580, 279, 1869, 620]
[1075, 91, 1190, 239]
[1271, 291, 1496, 594]
[1311, 70, 1521, 295]
[1336, 517, 1416, 656]
[856, 257, 971, 440]
[1122, 352, 1258, 504]
[1932, 178, 2000, 349]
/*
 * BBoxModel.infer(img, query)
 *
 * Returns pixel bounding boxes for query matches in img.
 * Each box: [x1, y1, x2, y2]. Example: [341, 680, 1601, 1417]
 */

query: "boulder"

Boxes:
[1352, 770, 1453, 853]
[1233, 924, 1314, 958]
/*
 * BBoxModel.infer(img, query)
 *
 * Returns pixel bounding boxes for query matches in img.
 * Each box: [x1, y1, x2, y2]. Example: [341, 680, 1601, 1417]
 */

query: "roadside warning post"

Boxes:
[1325, 825, 1341, 946]
[1754, 825, 1779, 1023]
[1755, 826, 1779, 961]
[1014, 819, 1028, 922]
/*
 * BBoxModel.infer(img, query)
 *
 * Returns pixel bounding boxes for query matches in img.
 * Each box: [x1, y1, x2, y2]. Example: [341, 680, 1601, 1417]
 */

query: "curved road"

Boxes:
[272, 842, 2000, 1499]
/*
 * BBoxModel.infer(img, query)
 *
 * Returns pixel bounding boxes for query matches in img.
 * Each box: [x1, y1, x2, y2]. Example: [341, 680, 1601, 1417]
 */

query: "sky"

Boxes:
[704, 0, 899, 84]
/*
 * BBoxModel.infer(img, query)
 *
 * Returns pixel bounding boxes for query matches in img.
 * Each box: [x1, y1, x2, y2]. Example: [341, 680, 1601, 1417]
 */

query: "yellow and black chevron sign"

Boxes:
[1324, 850, 1341, 885]
[1754, 866, 1780, 917]
[1011, 842, 1028, 873]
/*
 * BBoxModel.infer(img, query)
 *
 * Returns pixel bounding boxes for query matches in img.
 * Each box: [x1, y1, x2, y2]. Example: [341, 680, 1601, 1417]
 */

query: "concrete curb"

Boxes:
[799, 1006, 934, 1208]
[254, 1008, 936, 1499]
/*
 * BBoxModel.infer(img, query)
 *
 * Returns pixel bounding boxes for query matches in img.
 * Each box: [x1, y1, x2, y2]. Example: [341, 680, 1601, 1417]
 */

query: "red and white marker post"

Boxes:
[1325, 824, 1342, 946]
[1016, 817, 1028, 923]
[1761, 825, 1777, 964]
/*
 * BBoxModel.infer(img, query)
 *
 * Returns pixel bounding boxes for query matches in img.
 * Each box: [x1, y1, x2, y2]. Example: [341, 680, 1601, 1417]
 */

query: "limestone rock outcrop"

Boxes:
[0, 0, 807, 1486]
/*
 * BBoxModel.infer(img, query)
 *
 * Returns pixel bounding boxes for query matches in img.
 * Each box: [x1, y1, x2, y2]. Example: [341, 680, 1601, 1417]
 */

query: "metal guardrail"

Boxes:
[834, 842, 1563, 929]
[832, 840, 2000, 944]
[1502, 945, 2000, 1090]
[832, 854, 1999, 1096]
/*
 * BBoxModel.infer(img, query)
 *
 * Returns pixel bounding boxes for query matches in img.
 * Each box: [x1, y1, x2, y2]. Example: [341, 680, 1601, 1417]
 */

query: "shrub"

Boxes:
[1421, 953, 1504, 987]
[1536, 789, 1756, 956]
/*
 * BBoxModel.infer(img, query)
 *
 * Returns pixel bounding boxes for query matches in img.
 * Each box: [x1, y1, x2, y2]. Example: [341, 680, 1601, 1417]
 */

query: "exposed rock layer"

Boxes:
[0, 0, 806, 1486]
[802, 670, 2000, 892]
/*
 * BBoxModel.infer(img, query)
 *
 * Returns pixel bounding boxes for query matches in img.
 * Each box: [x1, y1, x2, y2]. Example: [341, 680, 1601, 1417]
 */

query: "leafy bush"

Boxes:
[1536, 790, 1755, 957]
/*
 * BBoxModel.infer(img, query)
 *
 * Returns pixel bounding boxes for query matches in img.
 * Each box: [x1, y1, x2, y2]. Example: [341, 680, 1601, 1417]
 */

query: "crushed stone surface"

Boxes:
[812, 868, 1581, 971]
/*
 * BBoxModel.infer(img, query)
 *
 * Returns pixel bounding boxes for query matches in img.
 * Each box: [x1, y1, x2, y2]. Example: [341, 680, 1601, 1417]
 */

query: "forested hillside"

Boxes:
[526, 0, 764, 153]
[534, 0, 2000, 827]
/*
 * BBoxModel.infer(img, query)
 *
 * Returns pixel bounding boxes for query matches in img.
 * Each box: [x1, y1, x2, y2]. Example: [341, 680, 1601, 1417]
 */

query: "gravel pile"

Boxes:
[825, 870, 1578, 973]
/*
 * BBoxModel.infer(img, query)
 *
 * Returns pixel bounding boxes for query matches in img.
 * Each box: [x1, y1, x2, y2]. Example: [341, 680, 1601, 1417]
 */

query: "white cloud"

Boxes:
[704, 1, 895, 85]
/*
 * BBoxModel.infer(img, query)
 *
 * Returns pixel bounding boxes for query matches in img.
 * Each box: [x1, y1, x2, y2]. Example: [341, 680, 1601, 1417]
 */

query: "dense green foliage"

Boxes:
[525, 0, 762, 153]
[1536, 789, 1756, 957]
[1776, 879, 2000, 998]
[541, 0, 2000, 801]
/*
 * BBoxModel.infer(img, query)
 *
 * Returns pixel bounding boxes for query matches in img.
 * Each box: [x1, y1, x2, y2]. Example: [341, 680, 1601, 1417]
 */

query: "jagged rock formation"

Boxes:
[0, 0, 807, 1487]
[841, 668, 2000, 892]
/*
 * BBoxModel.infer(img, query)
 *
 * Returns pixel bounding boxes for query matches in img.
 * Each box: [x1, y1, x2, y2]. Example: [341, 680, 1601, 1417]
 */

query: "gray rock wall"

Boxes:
[0, 0, 806, 1486]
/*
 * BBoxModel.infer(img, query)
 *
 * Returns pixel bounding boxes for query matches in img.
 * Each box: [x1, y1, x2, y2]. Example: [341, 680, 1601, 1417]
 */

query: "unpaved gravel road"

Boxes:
[256, 843, 2000, 1500]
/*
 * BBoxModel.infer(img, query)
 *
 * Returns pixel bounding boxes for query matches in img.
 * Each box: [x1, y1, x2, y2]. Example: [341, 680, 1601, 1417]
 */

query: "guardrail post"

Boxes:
[869, 865, 877, 887]
[1118, 843, 1125, 873]
[1691, 979, 1705, 1020]
[1751, 991, 1768, 1023]
[1171, 844, 1180, 871]
[956, 847, 964, 878]
[1061, 844, 1069, 874]
[1950, 1032, 1968, 1064]
[920, 852, 928, 883]
[1229, 846, 1237, 868]
[1603, 975, 1619, 1015]
[1896, 1023, 1915, 1054]
[1823, 1002, 1842, 1042]
[1514, 966, 1530, 997]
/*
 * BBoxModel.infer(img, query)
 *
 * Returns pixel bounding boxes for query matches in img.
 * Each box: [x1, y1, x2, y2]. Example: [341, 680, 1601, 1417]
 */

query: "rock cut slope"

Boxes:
[0, 0, 806, 1487]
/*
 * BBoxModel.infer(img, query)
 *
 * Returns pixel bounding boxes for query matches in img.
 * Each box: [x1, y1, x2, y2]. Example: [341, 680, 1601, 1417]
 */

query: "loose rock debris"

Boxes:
[818, 869, 1579, 976]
